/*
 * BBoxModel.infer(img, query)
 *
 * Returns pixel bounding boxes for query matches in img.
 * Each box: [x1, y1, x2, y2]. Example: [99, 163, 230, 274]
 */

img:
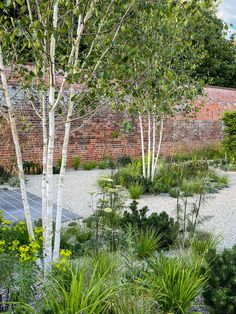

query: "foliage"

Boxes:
[170, 144, 226, 162]
[222, 111, 236, 159]
[53, 165, 61, 174]
[59, 223, 93, 256]
[72, 156, 80, 170]
[120, 201, 178, 249]
[0, 212, 43, 261]
[0, 165, 11, 184]
[84, 183, 125, 253]
[170, 143, 236, 170]
[7, 176, 20, 187]
[109, 0, 212, 117]
[116, 155, 132, 167]
[133, 228, 162, 260]
[189, 234, 220, 262]
[97, 160, 109, 169]
[23, 161, 43, 175]
[194, 13, 236, 88]
[142, 254, 207, 314]
[203, 245, 236, 314]
[114, 158, 228, 198]
[39, 264, 119, 314]
[83, 161, 97, 170]
[97, 176, 114, 189]
[0, 254, 38, 312]
[128, 183, 144, 199]
[113, 161, 142, 188]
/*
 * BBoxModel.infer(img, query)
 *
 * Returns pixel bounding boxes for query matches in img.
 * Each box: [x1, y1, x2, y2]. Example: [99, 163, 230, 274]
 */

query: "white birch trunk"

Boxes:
[41, 91, 48, 259]
[0, 43, 34, 240]
[152, 118, 164, 181]
[53, 10, 85, 259]
[151, 115, 156, 179]
[139, 113, 146, 178]
[147, 112, 151, 179]
[53, 95, 73, 260]
[44, 0, 59, 270]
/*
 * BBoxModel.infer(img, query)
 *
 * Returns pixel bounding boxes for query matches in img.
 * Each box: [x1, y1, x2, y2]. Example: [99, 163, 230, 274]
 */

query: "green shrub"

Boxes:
[120, 201, 178, 249]
[150, 160, 208, 195]
[59, 223, 93, 254]
[98, 176, 114, 189]
[222, 110, 236, 159]
[23, 161, 43, 175]
[169, 187, 180, 198]
[97, 160, 108, 169]
[114, 166, 137, 187]
[203, 245, 236, 314]
[56, 157, 62, 169]
[171, 144, 226, 162]
[83, 161, 96, 170]
[189, 234, 220, 260]
[53, 165, 60, 174]
[7, 176, 20, 187]
[128, 183, 144, 199]
[0, 254, 38, 311]
[0, 165, 11, 185]
[116, 155, 132, 167]
[72, 156, 80, 170]
[143, 254, 206, 314]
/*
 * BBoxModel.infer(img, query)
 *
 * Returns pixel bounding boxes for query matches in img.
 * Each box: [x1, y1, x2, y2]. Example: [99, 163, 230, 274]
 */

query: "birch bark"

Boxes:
[151, 115, 156, 178]
[147, 112, 151, 179]
[152, 118, 164, 181]
[44, 0, 59, 269]
[0, 42, 34, 240]
[139, 113, 146, 178]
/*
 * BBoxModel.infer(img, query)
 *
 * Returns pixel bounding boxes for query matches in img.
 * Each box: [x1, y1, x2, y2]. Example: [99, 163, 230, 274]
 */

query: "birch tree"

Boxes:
[0, 0, 137, 270]
[108, 0, 217, 180]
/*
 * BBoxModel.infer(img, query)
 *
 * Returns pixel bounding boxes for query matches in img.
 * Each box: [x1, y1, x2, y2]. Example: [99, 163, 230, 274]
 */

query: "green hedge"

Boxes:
[222, 110, 236, 158]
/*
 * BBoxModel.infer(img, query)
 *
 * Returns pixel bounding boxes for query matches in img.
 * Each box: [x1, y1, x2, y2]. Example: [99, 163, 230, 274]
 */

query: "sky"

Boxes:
[218, 0, 236, 35]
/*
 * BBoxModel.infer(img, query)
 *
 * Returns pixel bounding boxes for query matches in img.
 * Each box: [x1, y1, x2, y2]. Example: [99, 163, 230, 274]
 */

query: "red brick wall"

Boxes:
[0, 86, 236, 168]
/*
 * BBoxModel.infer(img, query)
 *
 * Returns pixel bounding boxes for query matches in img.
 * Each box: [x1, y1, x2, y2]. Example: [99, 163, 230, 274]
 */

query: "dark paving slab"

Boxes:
[0, 189, 82, 223]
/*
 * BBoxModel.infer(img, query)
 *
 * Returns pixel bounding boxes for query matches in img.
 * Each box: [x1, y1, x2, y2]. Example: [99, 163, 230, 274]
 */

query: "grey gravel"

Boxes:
[26, 169, 111, 218]
[26, 169, 236, 249]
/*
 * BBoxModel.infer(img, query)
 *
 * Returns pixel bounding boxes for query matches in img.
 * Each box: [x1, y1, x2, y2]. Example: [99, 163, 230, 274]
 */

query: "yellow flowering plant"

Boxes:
[0, 213, 43, 262]
[53, 249, 72, 271]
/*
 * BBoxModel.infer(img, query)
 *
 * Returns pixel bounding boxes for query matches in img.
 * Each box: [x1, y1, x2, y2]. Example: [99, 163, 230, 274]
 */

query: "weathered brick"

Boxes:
[0, 86, 236, 168]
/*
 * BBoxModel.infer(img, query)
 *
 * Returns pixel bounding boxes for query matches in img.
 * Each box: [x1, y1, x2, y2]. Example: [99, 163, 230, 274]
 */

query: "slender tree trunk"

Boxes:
[152, 118, 164, 181]
[0, 43, 34, 240]
[192, 193, 203, 235]
[53, 10, 84, 260]
[44, 0, 59, 270]
[147, 112, 151, 179]
[139, 113, 146, 178]
[151, 115, 156, 179]
[53, 95, 74, 260]
[41, 91, 48, 259]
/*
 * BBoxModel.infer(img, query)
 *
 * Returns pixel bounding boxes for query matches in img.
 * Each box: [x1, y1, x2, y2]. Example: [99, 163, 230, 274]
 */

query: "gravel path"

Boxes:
[26, 169, 236, 249]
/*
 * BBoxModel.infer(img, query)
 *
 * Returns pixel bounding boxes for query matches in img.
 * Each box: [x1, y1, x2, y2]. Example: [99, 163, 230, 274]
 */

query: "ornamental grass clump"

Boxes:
[83, 161, 97, 170]
[142, 254, 207, 314]
[128, 183, 144, 199]
[39, 264, 119, 314]
[133, 228, 162, 259]
[72, 156, 80, 170]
